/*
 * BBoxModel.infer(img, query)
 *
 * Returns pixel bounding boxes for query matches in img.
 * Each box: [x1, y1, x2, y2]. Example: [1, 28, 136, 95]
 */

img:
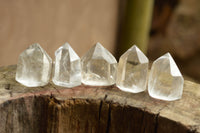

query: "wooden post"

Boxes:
[0, 65, 200, 133]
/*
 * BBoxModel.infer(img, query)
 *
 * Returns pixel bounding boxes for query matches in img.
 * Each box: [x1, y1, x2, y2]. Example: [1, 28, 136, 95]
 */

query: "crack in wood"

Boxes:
[5, 84, 10, 90]
[104, 94, 108, 100]
[140, 109, 146, 133]
[106, 103, 111, 133]
[98, 100, 103, 121]
[154, 112, 160, 133]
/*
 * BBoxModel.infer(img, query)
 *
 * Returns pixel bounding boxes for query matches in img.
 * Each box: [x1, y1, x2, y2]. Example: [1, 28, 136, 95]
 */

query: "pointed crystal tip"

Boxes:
[134, 45, 148, 63]
[16, 43, 52, 87]
[129, 44, 137, 49]
[62, 42, 70, 48]
[148, 52, 184, 101]
[29, 43, 41, 49]
[116, 44, 149, 93]
[81, 42, 117, 86]
[53, 43, 81, 87]
[159, 52, 182, 77]
[96, 42, 102, 46]
[93, 42, 106, 53]
[55, 42, 80, 61]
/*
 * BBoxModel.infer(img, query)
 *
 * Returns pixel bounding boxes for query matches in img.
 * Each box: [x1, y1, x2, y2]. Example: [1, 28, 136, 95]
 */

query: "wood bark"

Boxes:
[0, 65, 200, 133]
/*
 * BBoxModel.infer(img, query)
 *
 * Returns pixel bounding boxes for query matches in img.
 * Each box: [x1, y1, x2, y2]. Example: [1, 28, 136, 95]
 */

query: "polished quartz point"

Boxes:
[116, 45, 149, 93]
[148, 53, 184, 101]
[81, 42, 117, 86]
[16, 43, 52, 87]
[52, 43, 81, 87]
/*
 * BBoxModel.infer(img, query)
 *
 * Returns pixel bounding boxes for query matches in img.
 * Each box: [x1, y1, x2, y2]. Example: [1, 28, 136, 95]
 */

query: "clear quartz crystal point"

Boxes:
[81, 42, 117, 86]
[116, 45, 149, 93]
[52, 42, 81, 87]
[148, 53, 184, 101]
[16, 43, 52, 87]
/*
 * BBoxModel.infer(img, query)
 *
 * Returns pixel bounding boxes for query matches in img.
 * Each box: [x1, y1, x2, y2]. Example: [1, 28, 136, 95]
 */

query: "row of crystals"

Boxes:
[16, 43, 184, 101]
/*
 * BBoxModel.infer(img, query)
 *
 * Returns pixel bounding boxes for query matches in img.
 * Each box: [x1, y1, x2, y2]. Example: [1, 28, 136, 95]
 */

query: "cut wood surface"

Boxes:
[0, 65, 200, 133]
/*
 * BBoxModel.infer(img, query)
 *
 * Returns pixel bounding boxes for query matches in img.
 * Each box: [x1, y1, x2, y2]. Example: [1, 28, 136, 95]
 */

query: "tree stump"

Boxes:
[0, 65, 200, 133]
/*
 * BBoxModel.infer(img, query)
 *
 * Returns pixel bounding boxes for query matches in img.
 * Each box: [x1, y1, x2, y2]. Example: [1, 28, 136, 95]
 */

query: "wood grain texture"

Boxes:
[0, 65, 200, 133]
[0, 0, 120, 66]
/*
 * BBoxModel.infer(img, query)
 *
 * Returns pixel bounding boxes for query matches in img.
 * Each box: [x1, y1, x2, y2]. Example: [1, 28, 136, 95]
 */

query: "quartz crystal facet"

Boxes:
[148, 53, 184, 101]
[16, 43, 52, 87]
[52, 43, 81, 87]
[116, 45, 149, 93]
[81, 42, 117, 86]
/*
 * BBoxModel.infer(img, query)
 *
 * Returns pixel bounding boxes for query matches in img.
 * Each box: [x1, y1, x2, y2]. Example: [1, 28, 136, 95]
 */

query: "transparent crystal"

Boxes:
[16, 43, 52, 87]
[81, 42, 117, 86]
[148, 53, 184, 101]
[52, 43, 81, 87]
[116, 45, 149, 93]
